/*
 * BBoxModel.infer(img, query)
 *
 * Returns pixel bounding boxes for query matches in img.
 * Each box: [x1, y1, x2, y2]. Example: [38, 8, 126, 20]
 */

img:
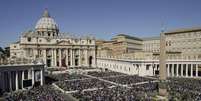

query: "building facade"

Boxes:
[143, 28, 201, 60]
[10, 10, 96, 68]
[96, 34, 143, 57]
[97, 28, 201, 77]
[165, 28, 201, 60]
[143, 37, 160, 53]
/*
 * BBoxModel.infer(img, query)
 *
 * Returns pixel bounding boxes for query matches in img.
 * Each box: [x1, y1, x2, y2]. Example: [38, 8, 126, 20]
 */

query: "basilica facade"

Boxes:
[10, 10, 96, 68]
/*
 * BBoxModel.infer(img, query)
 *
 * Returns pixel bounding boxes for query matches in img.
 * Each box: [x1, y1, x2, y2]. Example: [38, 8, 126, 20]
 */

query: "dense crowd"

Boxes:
[69, 67, 96, 70]
[55, 78, 113, 91]
[87, 71, 126, 78]
[47, 68, 66, 72]
[168, 78, 201, 100]
[73, 82, 158, 101]
[6, 85, 67, 101]
[47, 73, 89, 81]
[5, 70, 201, 101]
[104, 75, 153, 85]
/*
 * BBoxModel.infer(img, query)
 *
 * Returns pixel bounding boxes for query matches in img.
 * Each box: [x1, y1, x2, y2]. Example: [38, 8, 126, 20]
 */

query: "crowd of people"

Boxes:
[72, 82, 158, 101]
[6, 85, 67, 101]
[55, 78, 113, 91]
[69, 67, 96, 70]
[47, 73, 89, 81]
[87, 71, 126, 78]
[104, 75, 154, 85]
[5, 69, 201, 101]
[167, 78, 201, 100]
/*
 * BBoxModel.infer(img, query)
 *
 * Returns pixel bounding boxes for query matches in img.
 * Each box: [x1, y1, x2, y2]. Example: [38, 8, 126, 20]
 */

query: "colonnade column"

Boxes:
[32, 69, 34, 86]
[172, 64, 174, 77]
[167, 64, 169, 77]
[59, 49, 62, 67]
[181, 64, 183, 77]
[15, 71, 19, 90]
[153, 64, 155, 76]
[40, 69, 44, 85]
[196, 64, 198, 77]
[176, 64, 179, 77]
[9, 72, 12, 91]
[22, 71, 24, 89]
[191, 64, 193, 77]
[186, 64, 188, 77]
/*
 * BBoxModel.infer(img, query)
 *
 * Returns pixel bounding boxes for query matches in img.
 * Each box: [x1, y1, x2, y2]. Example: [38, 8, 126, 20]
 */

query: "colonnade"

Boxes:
[32, 48, 96, 67]
[166, 63, 199, 77]
[0, 66, 44, 92]
[97, 58, 201, 77]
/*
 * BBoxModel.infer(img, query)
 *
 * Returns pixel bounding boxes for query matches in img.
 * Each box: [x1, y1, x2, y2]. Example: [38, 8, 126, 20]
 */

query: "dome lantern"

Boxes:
[42, 9, 50, 18]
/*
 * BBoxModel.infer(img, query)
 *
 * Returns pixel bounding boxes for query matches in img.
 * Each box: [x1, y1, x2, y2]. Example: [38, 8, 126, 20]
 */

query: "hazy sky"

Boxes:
[1, 0, 201, 47]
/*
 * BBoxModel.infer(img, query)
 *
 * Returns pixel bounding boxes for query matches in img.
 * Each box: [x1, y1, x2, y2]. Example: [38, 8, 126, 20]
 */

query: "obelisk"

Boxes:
[158, 30, 168, 97]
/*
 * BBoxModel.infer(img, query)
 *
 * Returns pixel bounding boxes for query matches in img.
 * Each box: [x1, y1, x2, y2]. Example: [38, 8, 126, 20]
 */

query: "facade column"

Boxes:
[65, 49, 68, 67]
[167, 64, 169, 77]
[43, 49, 47, 66]
[73, 50, 75, 66]
[176, 64, 179, 76]
[33, 49, 37, 60]
[191, 64, 193, 77]
[51, 49, 54, 67]
[54, 49, 57, 67]
[93, 49, 96, 67]
[22, 71, 24, 89]
[181, 64, 183, 77]
[186, 64, 188, 77]
[79, 49, 81, 66]
[32, 69, 34, 86]
[33, 49, 38, 60]
[59, 49, 62, 67]
[171, 64, 174, 77]
[15, 71, 19, 90]
[196, 64, 198, 77]
[70, 49, 73, 67]
[85, 49, 88, 66]
[28, 69, 32, 79]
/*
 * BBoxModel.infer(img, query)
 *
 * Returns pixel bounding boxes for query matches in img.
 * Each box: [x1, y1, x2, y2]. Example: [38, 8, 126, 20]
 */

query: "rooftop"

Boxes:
[113, 34, 143, 41]
[165, 27, 201, 34]
[142, 36, 160, 41]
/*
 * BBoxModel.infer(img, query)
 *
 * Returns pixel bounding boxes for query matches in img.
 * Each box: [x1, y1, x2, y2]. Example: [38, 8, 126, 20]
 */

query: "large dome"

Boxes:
[35, 10, 58, 30]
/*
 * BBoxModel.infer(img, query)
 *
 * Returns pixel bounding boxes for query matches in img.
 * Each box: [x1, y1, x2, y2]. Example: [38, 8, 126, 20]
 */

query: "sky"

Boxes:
[0, 0, 201, 47]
